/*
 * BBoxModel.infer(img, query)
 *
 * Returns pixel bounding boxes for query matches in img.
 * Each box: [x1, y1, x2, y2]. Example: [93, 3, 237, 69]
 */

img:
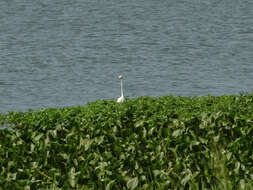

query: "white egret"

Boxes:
[117, 75, 125, 103]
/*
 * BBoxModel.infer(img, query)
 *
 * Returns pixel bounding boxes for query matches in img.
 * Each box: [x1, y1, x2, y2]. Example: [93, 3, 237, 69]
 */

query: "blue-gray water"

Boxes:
[0, 0, 253, 113]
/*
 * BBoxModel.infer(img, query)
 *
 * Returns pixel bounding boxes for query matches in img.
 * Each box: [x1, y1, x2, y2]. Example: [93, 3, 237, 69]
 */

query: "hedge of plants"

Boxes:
[0, 94, 253, 189]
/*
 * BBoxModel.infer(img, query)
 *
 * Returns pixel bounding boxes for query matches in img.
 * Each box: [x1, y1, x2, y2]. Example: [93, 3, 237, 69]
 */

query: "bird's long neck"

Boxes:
[120, 79, 124, 97]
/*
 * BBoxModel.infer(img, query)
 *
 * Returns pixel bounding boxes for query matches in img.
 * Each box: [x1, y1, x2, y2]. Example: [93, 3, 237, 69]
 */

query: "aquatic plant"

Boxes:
[0, 94, 253, 189]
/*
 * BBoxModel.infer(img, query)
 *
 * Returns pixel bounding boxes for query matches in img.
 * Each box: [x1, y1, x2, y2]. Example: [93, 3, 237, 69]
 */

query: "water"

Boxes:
[0, 0, 252, 113]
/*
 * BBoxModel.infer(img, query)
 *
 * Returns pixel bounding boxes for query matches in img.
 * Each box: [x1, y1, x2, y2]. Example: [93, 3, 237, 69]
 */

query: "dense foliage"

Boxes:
[0, 94, 253, 189]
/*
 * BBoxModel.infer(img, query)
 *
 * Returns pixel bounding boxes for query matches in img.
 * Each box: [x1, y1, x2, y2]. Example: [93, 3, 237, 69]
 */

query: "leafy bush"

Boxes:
[0, 94, 253, 189]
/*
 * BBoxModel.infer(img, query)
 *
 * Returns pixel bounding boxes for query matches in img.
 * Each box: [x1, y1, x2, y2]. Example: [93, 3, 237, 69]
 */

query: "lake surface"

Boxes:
[0, 0, 253, 113]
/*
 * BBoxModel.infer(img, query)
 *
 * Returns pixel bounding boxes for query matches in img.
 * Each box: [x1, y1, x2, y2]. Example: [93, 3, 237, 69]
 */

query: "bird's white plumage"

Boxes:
[117, 75, 125, 103]
[117, 95, 125, 103]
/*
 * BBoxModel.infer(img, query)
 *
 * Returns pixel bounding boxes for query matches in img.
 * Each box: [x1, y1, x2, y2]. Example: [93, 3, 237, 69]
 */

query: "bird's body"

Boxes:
[117, 94, 125, 103]
[117, 75, 125, 103]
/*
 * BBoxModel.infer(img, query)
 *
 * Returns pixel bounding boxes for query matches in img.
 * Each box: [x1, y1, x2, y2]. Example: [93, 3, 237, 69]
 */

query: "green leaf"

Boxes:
[34, 133, 43, 142]
[135, 120, 144, 128]
[226, 151, 232, 160]
[181, 169, 192, 186]
[153, 170, 160, 177]
[213, 135, 220, 142]
[239, 179, 245, 189]
[172, 129, 182, 138]
[234, 161, 240, 174]
[68, 167, 76, 188]
[106, 180, 116, 190]
[127, 177, 138, 190]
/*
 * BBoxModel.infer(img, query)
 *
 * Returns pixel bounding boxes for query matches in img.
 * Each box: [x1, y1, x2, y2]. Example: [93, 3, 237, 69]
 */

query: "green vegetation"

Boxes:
[0, 94, 253, 189]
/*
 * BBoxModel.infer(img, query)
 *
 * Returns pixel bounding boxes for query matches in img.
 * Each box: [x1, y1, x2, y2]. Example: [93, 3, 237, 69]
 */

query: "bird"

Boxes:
[117, 75, 125, 103]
